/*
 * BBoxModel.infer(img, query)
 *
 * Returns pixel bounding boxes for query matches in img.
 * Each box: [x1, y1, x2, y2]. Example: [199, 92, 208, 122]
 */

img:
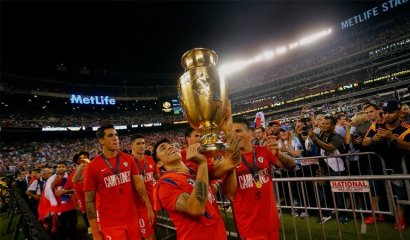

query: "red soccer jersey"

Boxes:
[153, 171, 226, 240]
[231, 145, 280, 238]
[84, 151, 139, 229]
[133, 155, 159, 205]
[68, 168, 86, 212]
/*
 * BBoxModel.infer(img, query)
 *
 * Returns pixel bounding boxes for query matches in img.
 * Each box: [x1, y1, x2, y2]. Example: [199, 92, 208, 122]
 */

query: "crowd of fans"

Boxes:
[0, 129, 185, 174]
[228, 15, 410, 92]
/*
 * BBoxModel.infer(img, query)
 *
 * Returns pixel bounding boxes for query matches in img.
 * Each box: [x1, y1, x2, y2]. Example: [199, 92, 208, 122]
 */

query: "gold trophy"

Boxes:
[178, 48, 229, 157]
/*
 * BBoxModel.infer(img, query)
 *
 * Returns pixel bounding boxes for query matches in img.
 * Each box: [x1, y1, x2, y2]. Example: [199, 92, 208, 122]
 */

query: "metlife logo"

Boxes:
[70, 94, 116, 105]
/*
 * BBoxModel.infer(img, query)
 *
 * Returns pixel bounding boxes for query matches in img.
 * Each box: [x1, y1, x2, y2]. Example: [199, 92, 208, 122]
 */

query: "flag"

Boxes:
[254, 111, 265, 128]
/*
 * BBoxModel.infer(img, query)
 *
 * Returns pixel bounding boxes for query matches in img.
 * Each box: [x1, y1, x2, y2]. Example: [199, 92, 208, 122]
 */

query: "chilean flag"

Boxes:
[38, 173, 75, 220]
[254, 111, 265, 128]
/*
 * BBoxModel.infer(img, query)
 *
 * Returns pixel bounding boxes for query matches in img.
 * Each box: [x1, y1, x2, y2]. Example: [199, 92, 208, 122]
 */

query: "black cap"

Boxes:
[382, 100, 401, 112]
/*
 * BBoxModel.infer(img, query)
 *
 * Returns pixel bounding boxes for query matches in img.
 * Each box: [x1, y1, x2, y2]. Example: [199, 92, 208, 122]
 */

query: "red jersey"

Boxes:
[133, 155, 159, 205]
[230, 145, 279, 238]
[84, 151, 139, 229]
[68, 167, 87, 212]
[153, 171, 226, 240]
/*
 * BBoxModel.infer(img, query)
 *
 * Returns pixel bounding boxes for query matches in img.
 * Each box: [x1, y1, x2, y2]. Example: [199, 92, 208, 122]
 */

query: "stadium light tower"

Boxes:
[220, 28, 332, 77]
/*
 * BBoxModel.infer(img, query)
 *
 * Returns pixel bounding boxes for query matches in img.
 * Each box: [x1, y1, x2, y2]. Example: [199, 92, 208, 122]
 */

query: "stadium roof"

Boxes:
[2, 0, 408, 86]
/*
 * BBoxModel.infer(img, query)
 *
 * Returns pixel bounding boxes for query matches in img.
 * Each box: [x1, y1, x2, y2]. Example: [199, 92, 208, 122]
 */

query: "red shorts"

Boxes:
[241, 230, 279, 240]
[102, 221, 141, 240]
[137, 207, 156, 238]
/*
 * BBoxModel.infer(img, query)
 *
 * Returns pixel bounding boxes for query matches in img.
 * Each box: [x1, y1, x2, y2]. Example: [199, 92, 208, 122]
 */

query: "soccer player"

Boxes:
[84, 124, 154, 240]
[181, 127, 220, 193]
[224, 118, 296, 240]
[130, 134, 160, 240]
[72, 151, 92, 233]
[152, 109, 241, 239]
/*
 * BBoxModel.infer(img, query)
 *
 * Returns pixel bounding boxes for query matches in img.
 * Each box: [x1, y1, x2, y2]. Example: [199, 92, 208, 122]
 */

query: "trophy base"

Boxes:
[199, 142, 230, 158]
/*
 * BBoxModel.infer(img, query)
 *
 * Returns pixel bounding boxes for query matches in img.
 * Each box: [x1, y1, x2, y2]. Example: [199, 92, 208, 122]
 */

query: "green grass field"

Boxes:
[1, 210, 409, 240]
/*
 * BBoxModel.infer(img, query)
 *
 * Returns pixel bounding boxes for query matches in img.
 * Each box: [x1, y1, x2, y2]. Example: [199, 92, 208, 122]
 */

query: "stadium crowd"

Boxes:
[228, 15, 410, 92]
[1, 96, 409, 240]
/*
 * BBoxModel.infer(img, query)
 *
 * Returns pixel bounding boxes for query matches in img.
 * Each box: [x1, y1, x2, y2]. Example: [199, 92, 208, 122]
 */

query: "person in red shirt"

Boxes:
[130, 134, 160, 240]
[152, 137, 239, 240]
[84, 124, 154, 240]
[224, 118, 296, 240]
[72, 151, 92, 233]
[41, 161, 78, 240]
[180, 127, 220, 193]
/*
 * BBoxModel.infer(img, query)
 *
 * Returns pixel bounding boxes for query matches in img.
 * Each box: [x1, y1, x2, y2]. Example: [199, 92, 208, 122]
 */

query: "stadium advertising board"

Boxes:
[70, 94, 116, 105]
[160, 98, 183, 115]
[330, 181, 370, 192]
[341, 0, 409, 30]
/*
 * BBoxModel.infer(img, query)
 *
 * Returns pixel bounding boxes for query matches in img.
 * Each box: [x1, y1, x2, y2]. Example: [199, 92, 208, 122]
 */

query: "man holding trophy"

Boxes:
[152, 48, 294, 239]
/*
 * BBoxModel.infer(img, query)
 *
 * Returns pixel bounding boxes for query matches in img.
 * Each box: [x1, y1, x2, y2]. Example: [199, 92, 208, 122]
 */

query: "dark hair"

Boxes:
[78, 151, 90, 158]
[152, 138, 171, 163]
[56, 161, 67, 166]
[184, 127, 196, 139]
[130, 134, 144, 143]
[324, 115, 337, 125]
[363, 103, 378, 111]
[96, 124, 115, 139]
[72, 154, 80, 163]
[336, 113, 346, 121]
[233, 117, 251, 130]
[30, 168, 41, 174]
[255, 126, 265, 132]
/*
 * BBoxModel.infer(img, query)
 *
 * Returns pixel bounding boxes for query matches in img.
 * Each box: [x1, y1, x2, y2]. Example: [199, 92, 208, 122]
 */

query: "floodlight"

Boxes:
[276, 46, 287, 54]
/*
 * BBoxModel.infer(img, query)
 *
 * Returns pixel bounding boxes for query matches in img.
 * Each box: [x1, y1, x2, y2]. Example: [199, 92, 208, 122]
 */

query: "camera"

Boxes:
[302, 125, 312, 132]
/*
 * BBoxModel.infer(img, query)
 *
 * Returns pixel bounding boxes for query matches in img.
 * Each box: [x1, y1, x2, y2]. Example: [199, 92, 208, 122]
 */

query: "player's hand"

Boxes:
[147, 206, 155, 225]
[92, 230, 104, 240]
[80, 158, 91, 164]
[221, 101, 233, 139]
[187, 143, 207, 164]
[267, 137, 279, 155]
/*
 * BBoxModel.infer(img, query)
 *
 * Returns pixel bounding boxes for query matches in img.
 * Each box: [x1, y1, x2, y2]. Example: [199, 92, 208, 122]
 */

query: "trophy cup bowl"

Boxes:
[178, 48, 229, 157]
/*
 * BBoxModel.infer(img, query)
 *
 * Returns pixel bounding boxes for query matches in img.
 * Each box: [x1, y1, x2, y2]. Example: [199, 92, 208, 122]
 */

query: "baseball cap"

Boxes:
[279, 125, 290, 132]
[382, 100, 401, 112]
[268, 120, 281, 126]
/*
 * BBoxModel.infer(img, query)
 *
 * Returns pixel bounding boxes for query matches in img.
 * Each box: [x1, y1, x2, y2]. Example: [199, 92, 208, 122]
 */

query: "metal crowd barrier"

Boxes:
[5, 190, 52, 240]
[154, 152, 409, 240]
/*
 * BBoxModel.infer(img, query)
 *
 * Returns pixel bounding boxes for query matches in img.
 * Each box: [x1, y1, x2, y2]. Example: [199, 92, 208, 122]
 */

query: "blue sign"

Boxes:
[341, 0, 409, 30]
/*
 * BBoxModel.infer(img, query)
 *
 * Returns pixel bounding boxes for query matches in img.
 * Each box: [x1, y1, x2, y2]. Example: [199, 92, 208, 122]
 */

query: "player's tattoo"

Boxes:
[85, 191, 97, 220]
[175, 192, 190, 212]
[195, 180, 207, 203]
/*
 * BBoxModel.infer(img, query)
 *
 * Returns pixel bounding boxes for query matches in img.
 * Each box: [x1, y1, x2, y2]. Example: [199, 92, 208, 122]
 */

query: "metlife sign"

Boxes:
[70, 94, 116, 105]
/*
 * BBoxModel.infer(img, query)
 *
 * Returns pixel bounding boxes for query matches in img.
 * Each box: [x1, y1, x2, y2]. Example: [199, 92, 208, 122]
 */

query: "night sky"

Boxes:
[1, 1, 402, 84]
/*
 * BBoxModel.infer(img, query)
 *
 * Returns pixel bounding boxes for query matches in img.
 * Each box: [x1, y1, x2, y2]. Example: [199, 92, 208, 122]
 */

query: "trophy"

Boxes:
[178, 48, 229, 157]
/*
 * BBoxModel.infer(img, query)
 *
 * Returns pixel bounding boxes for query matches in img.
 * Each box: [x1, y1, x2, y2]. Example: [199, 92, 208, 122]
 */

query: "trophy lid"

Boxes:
[181, 48, 218, 71]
